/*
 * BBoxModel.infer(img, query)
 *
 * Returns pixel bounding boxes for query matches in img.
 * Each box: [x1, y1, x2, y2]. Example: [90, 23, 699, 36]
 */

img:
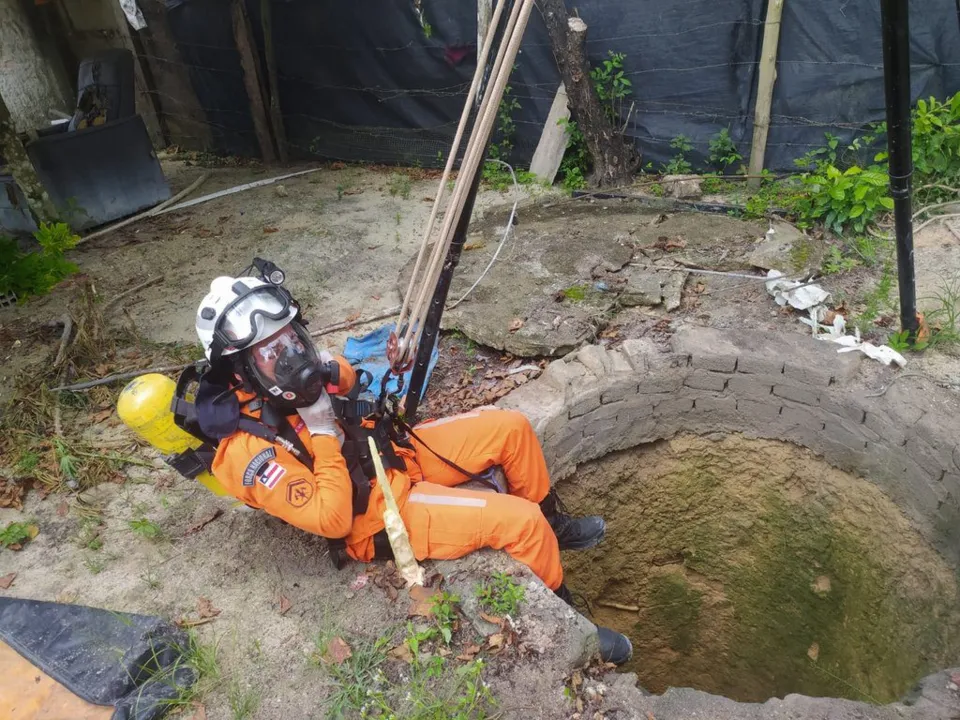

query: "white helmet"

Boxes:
[195, 276, 298, 361]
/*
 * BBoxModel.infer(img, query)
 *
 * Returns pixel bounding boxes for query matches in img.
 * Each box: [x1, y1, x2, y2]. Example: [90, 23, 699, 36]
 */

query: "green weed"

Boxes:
[559, 284, 589, 302]
[430, 591, 460, 645]
[663, 134, 694, 175]
[0, 222, 79, 300]
[822, 246, 859, 275]
[708, 128, 742, 172]
[921, 273, 960, 348]
[129, 517, 164, 542]
[0, 521, 36, 549]
[476, 572, 525, 616]
[387, 173, 412, 200]
[228, 679, 261, 720]
[557, 118, 589, 192]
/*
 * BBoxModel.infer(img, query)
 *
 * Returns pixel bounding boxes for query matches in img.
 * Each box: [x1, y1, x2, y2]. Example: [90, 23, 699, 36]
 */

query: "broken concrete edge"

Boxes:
[489, 323, 960, 716]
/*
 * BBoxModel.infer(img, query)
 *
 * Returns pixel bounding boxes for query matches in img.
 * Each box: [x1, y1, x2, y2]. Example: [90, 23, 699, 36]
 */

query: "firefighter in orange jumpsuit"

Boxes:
[195, 273, 632, 665]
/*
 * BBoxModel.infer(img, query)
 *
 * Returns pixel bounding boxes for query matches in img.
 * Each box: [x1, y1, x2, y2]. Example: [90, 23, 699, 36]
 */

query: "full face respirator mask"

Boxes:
[242, 321, 339, 411]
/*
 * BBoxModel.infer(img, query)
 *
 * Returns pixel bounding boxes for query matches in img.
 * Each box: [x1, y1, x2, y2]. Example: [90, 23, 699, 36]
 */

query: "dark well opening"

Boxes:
[560, 434, 960, 703]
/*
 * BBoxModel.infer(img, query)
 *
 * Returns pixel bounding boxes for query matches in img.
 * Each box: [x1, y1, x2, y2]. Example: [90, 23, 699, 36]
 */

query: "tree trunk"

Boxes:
[0, 92, 58, 224]
[538, 0, 639, 187]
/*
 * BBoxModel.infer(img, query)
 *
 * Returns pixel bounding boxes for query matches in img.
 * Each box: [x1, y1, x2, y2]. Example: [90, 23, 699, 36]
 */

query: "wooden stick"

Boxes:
[52, 306, 399, 392]
[76, 173, 209, 246]
[51, 364, 192, 392]
[309, 305, 401, 339]
[747, 0, 785, 190]
[104, 275, 164, 313]
[597, 601, 640, 612]
[260, 0, 288, 163]
[232, 0, 277, 163]
[53, 313, 73, 368]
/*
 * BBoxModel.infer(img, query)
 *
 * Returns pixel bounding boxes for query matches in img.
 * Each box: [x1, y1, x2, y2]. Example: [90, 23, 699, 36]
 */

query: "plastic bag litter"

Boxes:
[765, 270, 830, 310]
[770, 268, 908, 367]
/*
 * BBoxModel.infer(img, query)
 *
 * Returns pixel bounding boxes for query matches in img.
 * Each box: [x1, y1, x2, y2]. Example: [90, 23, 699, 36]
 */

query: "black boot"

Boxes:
[554, 584, 633, 666]
[540, 489, 606, 551]
[597, 626, 633, 666]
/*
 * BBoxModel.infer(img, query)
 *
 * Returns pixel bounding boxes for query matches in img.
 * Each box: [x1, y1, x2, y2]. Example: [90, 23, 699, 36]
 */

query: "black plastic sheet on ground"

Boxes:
[0, 597, 195, 720]
[162, 0, 960, 170]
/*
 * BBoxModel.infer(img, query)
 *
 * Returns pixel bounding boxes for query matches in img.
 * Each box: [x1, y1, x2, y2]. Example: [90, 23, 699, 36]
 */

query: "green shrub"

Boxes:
[0, 222, 79, 300]
[708, 128, 742, 171]
[793, 164, 893, 235]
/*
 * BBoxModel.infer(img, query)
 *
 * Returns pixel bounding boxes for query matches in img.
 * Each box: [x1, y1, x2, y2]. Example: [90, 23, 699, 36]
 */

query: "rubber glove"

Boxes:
[297, 390, 337, 436]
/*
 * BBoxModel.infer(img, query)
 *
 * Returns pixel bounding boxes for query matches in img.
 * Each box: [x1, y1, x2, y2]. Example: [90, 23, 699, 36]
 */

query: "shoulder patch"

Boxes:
[243, 447, 277, 486]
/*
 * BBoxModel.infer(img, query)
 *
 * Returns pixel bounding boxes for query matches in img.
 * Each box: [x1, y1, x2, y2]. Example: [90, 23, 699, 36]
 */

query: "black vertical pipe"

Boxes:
[880, 0, 919, 340]
[404, 167, 485, 422]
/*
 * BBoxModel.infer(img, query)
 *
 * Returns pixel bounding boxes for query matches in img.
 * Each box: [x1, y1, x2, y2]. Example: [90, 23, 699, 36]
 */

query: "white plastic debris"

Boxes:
[766, 270, 830, 311]
[768, 268, 908, 367]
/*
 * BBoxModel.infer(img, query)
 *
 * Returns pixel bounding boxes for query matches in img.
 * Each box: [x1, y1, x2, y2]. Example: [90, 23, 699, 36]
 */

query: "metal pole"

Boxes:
[404, 168, 484, 422]
[881, 0, 918, 341]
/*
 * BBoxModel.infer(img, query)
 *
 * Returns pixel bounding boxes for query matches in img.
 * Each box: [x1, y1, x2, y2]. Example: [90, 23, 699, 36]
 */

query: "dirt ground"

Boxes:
[6, 161, 960, 718]
[559, 434, 960, 705]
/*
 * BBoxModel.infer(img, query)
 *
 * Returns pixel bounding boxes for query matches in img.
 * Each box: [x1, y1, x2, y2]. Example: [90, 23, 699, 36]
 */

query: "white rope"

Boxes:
[396, 0, 536, 368]
[446, 160, 520, 310]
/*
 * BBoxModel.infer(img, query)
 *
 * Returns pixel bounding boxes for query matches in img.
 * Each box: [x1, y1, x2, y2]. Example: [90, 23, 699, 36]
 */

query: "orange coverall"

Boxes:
[211, 356, 563, 589]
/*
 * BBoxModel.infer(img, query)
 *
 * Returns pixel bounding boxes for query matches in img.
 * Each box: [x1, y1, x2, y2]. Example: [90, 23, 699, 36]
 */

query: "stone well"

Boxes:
[497, 326, 960, 718]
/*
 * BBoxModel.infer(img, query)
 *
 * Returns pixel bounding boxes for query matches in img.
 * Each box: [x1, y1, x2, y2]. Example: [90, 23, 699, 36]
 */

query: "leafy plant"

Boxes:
[476, 572, 525, 616]
[430, 591, 460, 645]
[489, 83, 521, 163]
[558, 118, 589, 192]
[0, 521, 37, 549]
[887, 330, 916, 353]
[907, 94, 960, 183]
[822, 246, 859, 275]
[590, 51, 632, 123]
[0, 222, 79, 300]
[708, 128, 742, 171]
[793, 164, 893, 234]
[663, 134, 694, 175]
[854, 262, 897, 333]
[129, 517, 164, 541]
[387, 173, 412, 200]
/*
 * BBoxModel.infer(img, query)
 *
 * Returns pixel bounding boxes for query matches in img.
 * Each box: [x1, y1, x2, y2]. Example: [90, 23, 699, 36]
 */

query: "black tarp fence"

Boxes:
[156, 0, 960, 171]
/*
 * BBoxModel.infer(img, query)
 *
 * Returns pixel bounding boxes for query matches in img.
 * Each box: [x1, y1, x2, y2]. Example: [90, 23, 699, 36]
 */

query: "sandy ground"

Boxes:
[6, 162, 960, 718]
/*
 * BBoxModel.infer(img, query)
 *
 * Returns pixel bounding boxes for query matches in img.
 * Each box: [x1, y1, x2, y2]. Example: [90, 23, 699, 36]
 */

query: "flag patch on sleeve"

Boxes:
[258, 461, 286, 490]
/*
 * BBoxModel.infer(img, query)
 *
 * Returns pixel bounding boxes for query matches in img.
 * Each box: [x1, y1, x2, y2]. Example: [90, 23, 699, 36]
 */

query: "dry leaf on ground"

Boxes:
[479, 612, 503, 626]
[487, 633, 505, 650]
[388, 643, 414, 663]
[324, 637, 352, 665]
[0, 573, 16, 589]
[197, 597, 221, 619]
[278, 595, 292, 615]
[0, 480, 25, 510]
[456, 644, 481, 662]
[408, 585, 440, 618]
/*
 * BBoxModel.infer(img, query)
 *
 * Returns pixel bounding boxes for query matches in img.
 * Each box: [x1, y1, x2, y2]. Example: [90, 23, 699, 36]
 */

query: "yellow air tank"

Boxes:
[117, 373, 228, 496]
